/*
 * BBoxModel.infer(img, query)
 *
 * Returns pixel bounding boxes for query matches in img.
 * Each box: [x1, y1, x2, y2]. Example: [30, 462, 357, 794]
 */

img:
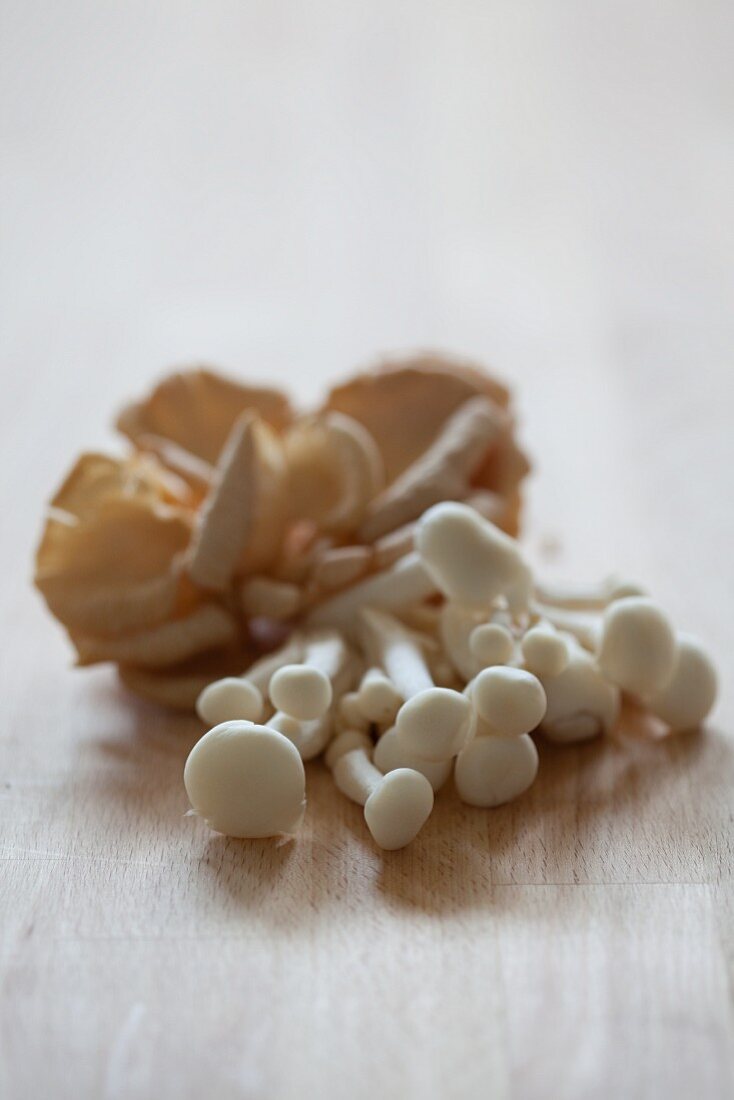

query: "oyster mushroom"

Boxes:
[284, 411, 384, 534]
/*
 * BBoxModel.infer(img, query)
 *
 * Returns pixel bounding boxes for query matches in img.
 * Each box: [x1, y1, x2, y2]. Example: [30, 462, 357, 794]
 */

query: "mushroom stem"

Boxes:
[530, 602, 599, 650]
[360, 607, 474, 761]
[306, 552, 437, 637]
[533, 575, 645, 611]
[241, 634, 305, 697]
[267, 710, 333, 761]
[331, 747, 435, 851]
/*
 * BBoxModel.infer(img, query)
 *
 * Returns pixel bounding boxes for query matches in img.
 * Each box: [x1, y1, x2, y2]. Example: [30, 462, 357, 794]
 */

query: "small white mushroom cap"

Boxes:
[269, 664, 333, 721]
[469, 622, 515, 669]
[357, 667, 403, 726]
[363, 768, 434, 850]
[472, 667, 547, 737]
[539, 649, 620, 743]
[415, 501, 527, 608]
[597, 597, 677, 696]
[395, 687, 475, 761]
[454, 734, 539, 808]
[196, 677, 264, 726]
[440, 603, 486, 680]
[374, 726, 453, 791]
[646, 633, 717, 732]
[520, 622, 570, 678]
[184, 721, 306, 838]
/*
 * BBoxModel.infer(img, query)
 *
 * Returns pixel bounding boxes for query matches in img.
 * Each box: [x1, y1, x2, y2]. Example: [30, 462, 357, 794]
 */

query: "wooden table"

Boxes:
[1, 4, 732, 1097]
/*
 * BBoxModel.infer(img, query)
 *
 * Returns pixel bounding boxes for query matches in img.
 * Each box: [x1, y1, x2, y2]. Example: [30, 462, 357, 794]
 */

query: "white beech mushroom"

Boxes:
[196, 677, 264, 726]
[469, 621, 516, 670]
[454, 734, 539, 808]
[334, 691, 372, 733]
[360, 607, 474, 761]
[534, 574, 646, 611]
[325, 729, 373, 770]
[330, 743, 434, 851]
[519, 620, 570, 678]
[645, 633, 717, 732]
[266, 709, 334, 761]
[534, 595, 677, 698]
[241, 634, 305, 700]
[358, 396, 505, 541]
[267, 627, 355, 721]
[538, 642, 621, 743]
[470, 666, 547, 737]
[184, 721, 306, 838]
[306, 552, 437, 637]
[416, 501, 530, 610]
[373, 727, 453, 792]
[284, 411, 384, 534]
[356, 667, 404, 727]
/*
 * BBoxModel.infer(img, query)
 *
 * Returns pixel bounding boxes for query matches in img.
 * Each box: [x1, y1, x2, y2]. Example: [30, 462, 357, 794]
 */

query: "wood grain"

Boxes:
[1, 3, 733, 1098]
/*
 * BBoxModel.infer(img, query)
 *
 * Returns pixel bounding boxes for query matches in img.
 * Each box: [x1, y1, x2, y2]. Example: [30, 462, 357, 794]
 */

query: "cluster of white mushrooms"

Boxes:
[184, 500, 718, 850]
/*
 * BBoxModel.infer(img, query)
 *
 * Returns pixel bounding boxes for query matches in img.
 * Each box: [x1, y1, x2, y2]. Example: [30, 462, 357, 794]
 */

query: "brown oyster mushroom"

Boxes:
[284, 411, 384, 535]
[187, 412, 288, 591]
[72, 602, 239, 668]
[325, 354, 529, 537]
[35, 453, 195, 638]
[324, 353, 511, 481]
[116, 367, 293, 466]
[118, 646, 256, 711]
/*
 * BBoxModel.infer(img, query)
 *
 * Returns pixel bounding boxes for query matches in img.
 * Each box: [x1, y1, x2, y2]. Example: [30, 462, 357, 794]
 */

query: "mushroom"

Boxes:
[519, 620, 570, 678]
[184, 721, 306, 838]
[356, 667, 404, 727]
[538, 642, 620, 743]
[469, 621, 516, 670]
[360, 607, 474, 761]
[334, 691, 372, 734]
[187, 412, 288, 590]
[415, 501, 530, 610]
[328, 738, 434, 851]
[266, 709, 334, 761]
[534, 574, 646, 611]
[239, 576, 302, 620]
[454, 734, 539, 807]
[306, 552, 437, 637]
[196, 677, 264, 726]
[310, 545, 372, 591]
[71, 602, 239, 668]
[241, 633, 305, 699]
[645, 633, 717, 732]
[284, 412, 384, 534]
[358, 397, 506, 541]
[269, 665, 333, 722]
[373, 727, 453, 792]
[470, 666, 547, 738]
[116, 367, 293, 466]
[533, 595, 677, 698]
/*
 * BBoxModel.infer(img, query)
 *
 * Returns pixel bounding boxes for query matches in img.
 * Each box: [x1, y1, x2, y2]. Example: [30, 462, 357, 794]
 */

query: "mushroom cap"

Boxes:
[597, 597, 676, 696]
[196, 677, 264, 726]
[269, 664, 333, 721]
[539, 650, 620, 743]
[520, 623, 570, 678]
[472, 666, 547, 737]
[395, 687, 475, 761]
[284, 412, 384, 534]
[184, 721, 306, 838]
[374, 727, 453, 792]
[454, 733, 539, 808]
[469, 622, 515, 669]
[358, 669, 404, 726]
[440, 603, 487, 680]
[364, 768, 435, 850]
[646, 633, 717, 732]
[416, 501, 526, 607]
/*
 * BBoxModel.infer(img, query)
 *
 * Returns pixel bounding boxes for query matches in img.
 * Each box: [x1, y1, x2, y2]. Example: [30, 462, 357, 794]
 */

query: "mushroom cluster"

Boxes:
[184, 500, 717, 850]
[34, 355, 528, 707]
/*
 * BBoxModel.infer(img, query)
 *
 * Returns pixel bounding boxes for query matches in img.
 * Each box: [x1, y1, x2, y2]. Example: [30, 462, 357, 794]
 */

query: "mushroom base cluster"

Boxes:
[184, 501, 717, 851]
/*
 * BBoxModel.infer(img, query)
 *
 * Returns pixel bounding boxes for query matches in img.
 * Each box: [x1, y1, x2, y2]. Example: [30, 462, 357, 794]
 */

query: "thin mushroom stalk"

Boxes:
[360, 607, 474, 761]
[329, 741, 434, 851]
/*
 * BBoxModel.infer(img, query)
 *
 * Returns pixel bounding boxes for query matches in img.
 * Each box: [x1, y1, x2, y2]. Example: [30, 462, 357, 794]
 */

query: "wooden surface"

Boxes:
[1, 4, 733, 1098]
